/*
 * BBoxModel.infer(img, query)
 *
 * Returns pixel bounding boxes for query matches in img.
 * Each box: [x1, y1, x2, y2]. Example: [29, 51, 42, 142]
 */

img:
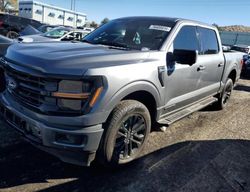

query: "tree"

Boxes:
[90, 21, 98, 28]
[101, 17, 110, 25]
[0, 0, 8, 12]
[0, 0, 17, 12]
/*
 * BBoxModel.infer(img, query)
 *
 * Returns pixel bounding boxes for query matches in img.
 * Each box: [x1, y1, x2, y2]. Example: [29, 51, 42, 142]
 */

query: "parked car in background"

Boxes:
[83, 27, 95, 32]
[77, 27, 95, 32]
[222, 45, 231, 52]
[231, 44, 250, 54]
[0, 35, 13, 56]
[37, 24, 63, 33]
[19, 25, 41, 36]
[0, 17, 244, 167]
[0, 13, 42, 39]
[19, 24, 63, 36]
[242, 55, 250, 76]
[18, 26, 89, 42]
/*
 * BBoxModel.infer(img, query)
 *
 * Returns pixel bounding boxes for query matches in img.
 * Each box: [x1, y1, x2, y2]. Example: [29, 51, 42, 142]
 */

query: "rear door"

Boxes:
[196, 27, 224, 96]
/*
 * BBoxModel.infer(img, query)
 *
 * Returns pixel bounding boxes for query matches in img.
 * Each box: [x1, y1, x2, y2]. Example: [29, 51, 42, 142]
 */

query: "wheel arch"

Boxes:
[228, 69, 237, 84]
[103, 81, 163, 123]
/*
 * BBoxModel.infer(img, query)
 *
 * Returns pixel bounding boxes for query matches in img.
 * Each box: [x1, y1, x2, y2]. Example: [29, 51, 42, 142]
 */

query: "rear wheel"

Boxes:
[97, 100, 151, 167]
[215, 78, 234, 110]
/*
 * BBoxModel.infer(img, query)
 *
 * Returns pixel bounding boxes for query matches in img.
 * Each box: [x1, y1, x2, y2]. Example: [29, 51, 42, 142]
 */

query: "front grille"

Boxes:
[5, 66, 48, 108]
[3, 63, 86, 116]
[1, 59, 91, 116]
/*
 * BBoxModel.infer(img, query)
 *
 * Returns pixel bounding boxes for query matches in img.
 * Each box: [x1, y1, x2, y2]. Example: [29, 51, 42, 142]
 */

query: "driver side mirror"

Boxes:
[168, 49, 198, 66]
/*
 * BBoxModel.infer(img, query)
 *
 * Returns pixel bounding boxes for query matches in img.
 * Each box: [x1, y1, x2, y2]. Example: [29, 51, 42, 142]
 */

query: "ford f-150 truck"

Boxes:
[0, 17, 244, 167]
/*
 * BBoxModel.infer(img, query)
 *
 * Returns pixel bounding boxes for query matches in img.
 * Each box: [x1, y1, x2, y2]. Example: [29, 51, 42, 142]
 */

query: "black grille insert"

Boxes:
[5, 67, 47, 108]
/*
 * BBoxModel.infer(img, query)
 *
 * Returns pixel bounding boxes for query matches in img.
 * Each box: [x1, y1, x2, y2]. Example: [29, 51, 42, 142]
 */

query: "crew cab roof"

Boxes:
[115, 16, 215, 29]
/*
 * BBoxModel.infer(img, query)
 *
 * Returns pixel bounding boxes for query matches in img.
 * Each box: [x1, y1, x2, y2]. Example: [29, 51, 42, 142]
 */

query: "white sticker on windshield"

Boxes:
[149, 25, 171, 32]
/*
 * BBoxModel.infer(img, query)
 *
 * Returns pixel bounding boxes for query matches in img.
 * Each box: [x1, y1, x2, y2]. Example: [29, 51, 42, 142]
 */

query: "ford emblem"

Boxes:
[7, 78, 17, 90]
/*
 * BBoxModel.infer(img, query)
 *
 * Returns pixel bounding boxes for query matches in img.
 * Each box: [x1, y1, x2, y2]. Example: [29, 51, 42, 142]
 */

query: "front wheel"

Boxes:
[97, 100, 151, 167]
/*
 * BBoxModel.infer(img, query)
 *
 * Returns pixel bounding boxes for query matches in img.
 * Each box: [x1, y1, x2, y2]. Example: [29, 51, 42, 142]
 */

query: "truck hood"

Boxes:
[5, 42, 150, 77]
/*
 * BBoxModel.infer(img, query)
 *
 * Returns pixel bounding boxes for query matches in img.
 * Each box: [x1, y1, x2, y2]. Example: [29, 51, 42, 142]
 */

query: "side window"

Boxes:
[173, 26, 199, 52]
[198, 27, 219, 54]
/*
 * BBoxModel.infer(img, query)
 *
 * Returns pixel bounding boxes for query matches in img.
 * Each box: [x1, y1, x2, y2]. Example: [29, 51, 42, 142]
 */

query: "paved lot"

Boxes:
[0, 78, 249, 192]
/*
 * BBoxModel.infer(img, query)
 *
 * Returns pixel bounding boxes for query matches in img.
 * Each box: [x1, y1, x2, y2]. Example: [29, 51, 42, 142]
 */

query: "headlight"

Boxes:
[53, 80, 92, 99]
[51, 79, 103, 113]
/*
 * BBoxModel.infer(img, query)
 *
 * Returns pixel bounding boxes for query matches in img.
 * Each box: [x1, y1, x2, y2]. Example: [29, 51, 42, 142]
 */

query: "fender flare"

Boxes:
[104, 81, 163, 112]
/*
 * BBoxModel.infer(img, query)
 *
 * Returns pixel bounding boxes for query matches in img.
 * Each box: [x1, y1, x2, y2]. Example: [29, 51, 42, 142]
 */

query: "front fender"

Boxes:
[104, 81, 163, 112]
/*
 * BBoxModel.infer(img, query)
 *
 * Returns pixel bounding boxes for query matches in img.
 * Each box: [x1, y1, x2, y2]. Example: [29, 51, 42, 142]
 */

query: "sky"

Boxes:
[39, 0, 250, 26]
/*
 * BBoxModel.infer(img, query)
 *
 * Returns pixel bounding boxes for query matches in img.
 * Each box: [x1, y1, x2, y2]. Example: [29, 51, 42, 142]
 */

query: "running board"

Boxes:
[158, 97, 218, 125]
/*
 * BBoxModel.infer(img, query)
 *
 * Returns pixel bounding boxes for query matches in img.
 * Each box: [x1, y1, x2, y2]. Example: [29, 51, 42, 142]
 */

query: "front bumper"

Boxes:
[0, 93, 104, 166]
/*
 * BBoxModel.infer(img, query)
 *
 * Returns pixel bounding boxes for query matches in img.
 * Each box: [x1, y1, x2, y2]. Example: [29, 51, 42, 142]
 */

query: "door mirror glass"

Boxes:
[172, 49, 197, 65]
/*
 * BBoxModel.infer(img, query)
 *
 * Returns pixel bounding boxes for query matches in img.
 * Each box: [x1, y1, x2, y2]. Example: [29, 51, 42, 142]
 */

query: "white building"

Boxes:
[19, 0, 87, 28]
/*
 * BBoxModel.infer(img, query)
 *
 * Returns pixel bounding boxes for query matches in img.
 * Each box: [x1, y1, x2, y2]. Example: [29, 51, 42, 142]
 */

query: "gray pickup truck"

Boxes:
[0, 17, 243, 167]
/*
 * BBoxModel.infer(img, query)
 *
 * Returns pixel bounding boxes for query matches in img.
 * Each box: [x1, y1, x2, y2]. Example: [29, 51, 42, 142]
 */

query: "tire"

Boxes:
[214, 78, 234, 110]
[6, 30, 19, 39]
[97, 100, 151, 167]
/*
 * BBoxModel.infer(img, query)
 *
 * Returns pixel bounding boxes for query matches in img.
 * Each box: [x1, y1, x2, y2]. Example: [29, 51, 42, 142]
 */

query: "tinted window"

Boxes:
[173, 26, 199, 51]
[198, 27, 219, 54]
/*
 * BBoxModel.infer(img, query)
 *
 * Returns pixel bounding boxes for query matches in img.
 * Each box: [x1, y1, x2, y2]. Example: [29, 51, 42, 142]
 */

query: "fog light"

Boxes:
[55, 133, 84, 145]
[25, 124, 42, 138]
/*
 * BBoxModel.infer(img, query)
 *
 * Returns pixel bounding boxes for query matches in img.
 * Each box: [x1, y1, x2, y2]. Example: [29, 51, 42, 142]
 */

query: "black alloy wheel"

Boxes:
[97, 100, 151, 167]
[222, 81, 233, 105]
[115, 114, 147, 161]
[214, 78, 234, 110]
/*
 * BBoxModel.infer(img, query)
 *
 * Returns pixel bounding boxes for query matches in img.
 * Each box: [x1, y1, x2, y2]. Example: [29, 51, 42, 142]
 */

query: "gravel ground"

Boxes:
[0, 78, 249, 192]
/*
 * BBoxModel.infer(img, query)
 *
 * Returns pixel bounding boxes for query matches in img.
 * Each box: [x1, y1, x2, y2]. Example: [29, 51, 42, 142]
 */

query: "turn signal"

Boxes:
[52, 92, 90, 99]
[89, 87, 103, 107]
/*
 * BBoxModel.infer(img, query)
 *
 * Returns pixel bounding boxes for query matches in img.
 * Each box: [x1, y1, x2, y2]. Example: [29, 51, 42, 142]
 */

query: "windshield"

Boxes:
[82, 19, 174, 50]
[43, 27, 70, 38]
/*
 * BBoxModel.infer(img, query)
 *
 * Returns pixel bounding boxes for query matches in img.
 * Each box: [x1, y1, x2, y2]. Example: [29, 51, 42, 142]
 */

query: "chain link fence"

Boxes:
[220, 31, 250, 46]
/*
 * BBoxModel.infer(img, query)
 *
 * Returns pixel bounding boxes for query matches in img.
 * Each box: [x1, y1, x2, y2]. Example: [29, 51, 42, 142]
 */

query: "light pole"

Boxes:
[71, 0, 75, 11]
[70, 0, 76, 28]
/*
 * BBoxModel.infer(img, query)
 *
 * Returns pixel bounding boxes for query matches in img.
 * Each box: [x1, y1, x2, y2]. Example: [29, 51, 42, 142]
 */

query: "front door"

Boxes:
[162, 25, 203, 116]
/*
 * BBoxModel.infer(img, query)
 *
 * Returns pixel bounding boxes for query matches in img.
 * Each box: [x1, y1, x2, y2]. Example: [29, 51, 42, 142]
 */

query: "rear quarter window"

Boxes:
[198, 27, 220, 54]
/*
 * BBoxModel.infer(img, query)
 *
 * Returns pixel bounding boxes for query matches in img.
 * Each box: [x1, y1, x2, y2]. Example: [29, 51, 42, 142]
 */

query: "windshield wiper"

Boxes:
[82, 40, 133, 50]
[98, 41, 131, 50]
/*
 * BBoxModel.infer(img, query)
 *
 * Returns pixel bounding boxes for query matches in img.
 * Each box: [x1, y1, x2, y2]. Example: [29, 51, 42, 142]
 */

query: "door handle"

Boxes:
[197, 65, 206, 71]
[218, 63, 224, 67]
